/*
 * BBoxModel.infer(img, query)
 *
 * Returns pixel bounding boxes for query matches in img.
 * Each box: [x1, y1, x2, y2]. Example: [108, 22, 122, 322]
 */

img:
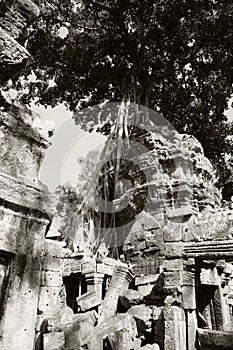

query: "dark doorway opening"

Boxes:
[63, 273, 87, 313]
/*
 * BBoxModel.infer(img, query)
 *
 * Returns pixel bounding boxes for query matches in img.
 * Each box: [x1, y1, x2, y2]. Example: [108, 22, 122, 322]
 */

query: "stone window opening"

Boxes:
[63, 273, 87, 313]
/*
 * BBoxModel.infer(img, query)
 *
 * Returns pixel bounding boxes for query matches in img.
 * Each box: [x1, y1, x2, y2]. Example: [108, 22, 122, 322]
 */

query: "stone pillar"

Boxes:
[98, 265, 134, 323]
[85, 273, 105, 300]
[186, 310, 198, 350]
[214, 286, 231, 331]
[218, 262, 233, 331]
[182, 263, 197, 350]
[163, 306, 186, 350]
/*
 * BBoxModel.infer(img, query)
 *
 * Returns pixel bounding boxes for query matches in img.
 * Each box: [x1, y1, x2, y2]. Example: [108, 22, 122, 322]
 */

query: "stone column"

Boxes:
[217, 262, 233, 331]
[163, 306, 186, 350]
[85, 273, 105, 300]
[98, 265, 134, 323]
[182, 261, 197, 350]
[214, 286, 231, 331]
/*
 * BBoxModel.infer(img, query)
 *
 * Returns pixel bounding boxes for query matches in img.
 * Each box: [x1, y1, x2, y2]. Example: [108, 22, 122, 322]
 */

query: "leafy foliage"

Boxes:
[12, 0, 233, 185]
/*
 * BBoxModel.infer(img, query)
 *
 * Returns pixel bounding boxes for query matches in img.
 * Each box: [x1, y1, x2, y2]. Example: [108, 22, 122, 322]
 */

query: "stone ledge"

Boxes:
[0, 171, 52, 217]
[184, 240, 233, 258]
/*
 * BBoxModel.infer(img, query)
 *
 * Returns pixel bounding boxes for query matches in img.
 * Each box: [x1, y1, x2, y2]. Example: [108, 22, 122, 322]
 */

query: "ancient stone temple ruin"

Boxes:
[1, 1, 233, 350]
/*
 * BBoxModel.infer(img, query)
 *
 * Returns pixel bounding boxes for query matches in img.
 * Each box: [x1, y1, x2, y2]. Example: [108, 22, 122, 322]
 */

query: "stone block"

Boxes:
[133, 258, 160, 276]
[182, 285, 196, 310]
[186, 310, 197, 350]
[163, 243, 184, 258]
[88, 313, 137, 350]
[63, 314, 96, 349]
[135, 274, 159, 286]
[43, 331, 65, 350]
[200, 267, 220, 286]
[163, 306, 185, 322]
[44, 241, 62, 257]
[107, 327, 139, 350]
[131, 338, 141, 349]
[48, 310, 96, 348]
[141, 344, 160, 350]
[198, 329, 233, 349]
[127, 304, 152, 332]
[77, 291, 101, 312]
[0, 219, 18, 253]
[47, 307, 74, 332]
[137, 284, 155, 296]
[38, 286, 66, 315]
[98, 266, 134, 323]
[185, 258, 195, 267]
[163, 259, 183, 271]
[182, 271, 195, 286]
[96, 262, 114, 275]
[119, 289, 144, 310]
[41, 271, 63, 287]
[163, 271, 182, 287]
[62, 258, 82, 276]
[163, 223, 182, 242]
[163, 306, 186, 350]
[42, 256, 61, 272]
[82, 260, 96, 274]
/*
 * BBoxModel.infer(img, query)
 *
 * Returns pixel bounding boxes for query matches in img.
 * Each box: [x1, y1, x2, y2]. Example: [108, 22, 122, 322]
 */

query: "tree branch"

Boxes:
[91, 0, 113, 14]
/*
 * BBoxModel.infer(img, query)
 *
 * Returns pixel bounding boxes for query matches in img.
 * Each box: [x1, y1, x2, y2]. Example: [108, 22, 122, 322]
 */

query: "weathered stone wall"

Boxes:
[0, 0, 39, 83]
[0, 2, 54, 347]
[0, 97, 52, 350]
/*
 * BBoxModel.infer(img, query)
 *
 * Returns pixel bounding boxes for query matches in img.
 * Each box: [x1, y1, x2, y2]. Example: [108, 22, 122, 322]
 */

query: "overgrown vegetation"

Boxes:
[11, 0, 233, 186]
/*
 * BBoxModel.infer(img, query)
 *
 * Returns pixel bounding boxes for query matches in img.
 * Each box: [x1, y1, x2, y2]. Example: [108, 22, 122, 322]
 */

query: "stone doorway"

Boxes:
[63, 273, 87, 313]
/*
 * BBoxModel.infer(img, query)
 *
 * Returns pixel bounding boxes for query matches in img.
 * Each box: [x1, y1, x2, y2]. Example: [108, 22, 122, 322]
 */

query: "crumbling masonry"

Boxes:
[0, 1, 233, 350]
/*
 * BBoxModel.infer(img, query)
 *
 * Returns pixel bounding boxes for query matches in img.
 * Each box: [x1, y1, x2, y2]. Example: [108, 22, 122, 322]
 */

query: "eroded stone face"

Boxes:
[0, 0, 40, 84]
[0, 27, 31, 83]
[0, 0, 40, 40]
[0, 100, 50, 185]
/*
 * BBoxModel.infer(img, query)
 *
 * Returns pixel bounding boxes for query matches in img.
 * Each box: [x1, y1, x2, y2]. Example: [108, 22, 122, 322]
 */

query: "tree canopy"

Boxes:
[11, 0, 233, 185]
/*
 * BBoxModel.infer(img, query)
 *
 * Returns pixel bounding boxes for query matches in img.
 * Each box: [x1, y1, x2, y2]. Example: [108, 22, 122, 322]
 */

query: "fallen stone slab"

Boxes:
[119, 289, 144, 310]
[198, 329, 233, 349]
[88, 313, 137, 350]
[98, 265, 134, 323]
[140, 344, 160, 349]
[135, 275, 160, 297]
[43, 331, 65, 350]
[77, 291, 101, 312]
[128, 304, 152, 335]
[47, 309, 97, 349]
